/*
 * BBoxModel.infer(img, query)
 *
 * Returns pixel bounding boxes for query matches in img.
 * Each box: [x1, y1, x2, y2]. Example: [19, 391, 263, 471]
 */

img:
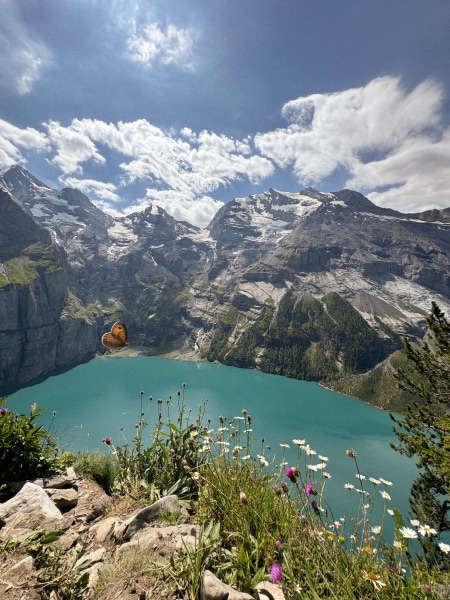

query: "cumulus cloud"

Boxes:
[1, 75, 449, 225]
[0, 0, 50, 94]
[61, 177, 121, 203]
[127, 22, 195, 69]
[42, 117, 273, 226]
[255, 76, 449, 211]
[0, 119, 49, 165]
[124, 190, 223, 229]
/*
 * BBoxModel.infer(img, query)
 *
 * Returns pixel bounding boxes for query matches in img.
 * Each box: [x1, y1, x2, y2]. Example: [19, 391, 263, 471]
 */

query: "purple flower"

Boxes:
[285, 467, 297, 483]
[103, 436, 113, 445]
[270, 562, 283, 584]
[281, 481, 288, 493]
[311, 500, 320, 514]
[0, 407, 8, 414]
[306, 482, 315, 497]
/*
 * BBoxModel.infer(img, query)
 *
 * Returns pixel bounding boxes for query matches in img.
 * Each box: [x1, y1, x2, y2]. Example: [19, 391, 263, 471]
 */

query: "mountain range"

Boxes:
[1, 164, 449, 408]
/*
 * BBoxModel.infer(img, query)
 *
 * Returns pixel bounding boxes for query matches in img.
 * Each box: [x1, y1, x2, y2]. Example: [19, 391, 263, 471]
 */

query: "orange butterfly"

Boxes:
[101, 322, 128, 350]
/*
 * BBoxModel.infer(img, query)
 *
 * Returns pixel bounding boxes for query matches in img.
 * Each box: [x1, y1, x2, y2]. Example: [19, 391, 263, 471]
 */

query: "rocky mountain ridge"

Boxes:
[1, 164, 450, 400]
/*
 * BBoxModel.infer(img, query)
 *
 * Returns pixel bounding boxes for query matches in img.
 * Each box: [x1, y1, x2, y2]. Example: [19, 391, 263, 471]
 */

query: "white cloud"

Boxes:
[125, 190, 223, 229]
[61, 177, 121, 203]
[0, 119, 49, 165]
[127, 22, 195, 69]
[45, 121, 106, 175]
[43, 117, 273, 226]
[255, 76, 450, 212]
[0, 0, 50, 94]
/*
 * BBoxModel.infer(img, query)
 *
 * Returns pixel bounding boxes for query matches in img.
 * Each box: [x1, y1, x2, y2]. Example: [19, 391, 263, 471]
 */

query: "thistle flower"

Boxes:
[270, 563, 282, 583]
[0, 407, 8, 414]
[285, 467, 297, 483]
[103, 436, 113, 445]
[305, 483, 317, 497]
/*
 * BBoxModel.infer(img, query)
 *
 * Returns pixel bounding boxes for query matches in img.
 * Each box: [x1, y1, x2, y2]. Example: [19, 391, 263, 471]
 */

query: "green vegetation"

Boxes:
[1, 356, 449, 598]
[0, 243, 62, 289]
[331, 351, 416, 412]
[391, 302, 450, 565]
[0, 397, 59, 496]
[206, 290, 396, 389]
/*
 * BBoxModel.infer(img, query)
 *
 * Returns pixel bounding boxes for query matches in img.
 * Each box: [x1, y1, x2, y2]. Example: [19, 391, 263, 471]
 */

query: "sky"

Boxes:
[1, 1, 450, 228]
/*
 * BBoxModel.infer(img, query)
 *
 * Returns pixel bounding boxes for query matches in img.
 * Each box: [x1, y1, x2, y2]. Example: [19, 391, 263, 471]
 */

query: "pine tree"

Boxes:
[391, 302, 450, 566]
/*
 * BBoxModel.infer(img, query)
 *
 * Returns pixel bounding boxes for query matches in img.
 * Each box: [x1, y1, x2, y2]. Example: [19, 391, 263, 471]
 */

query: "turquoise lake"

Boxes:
[6, 356, 417, 526]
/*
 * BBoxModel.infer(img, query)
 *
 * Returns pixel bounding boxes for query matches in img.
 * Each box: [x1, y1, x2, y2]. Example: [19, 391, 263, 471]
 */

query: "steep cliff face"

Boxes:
[1, 165, 450, 394]
[0, 189, 99, 390]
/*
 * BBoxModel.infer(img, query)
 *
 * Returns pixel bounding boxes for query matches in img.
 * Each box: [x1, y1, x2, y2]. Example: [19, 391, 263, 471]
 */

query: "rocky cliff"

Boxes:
[1, 165, 450, 395]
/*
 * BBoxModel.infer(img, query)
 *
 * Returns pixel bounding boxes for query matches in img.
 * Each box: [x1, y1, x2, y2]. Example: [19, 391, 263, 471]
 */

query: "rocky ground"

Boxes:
[0, 472, 282, 600]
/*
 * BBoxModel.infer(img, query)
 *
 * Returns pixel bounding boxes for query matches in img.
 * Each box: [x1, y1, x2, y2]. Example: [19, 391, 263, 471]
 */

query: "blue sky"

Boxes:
[1, 0, 450, 228]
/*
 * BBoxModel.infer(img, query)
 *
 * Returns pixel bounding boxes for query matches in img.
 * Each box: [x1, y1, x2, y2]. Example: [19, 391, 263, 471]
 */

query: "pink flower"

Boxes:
[270, 562, 283, 583]
[306, 482, 317, 496]
[285, 467, 297, 483]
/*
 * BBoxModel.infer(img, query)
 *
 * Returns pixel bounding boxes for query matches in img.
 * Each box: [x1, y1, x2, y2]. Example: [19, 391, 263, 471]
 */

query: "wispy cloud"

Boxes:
[0, 0, 50, 94]
[255, 77, 448, 211]
[127, 22, 196, 69]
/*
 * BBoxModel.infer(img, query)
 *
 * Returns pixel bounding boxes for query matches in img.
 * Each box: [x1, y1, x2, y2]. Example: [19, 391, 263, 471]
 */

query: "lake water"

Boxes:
[6, 356, 417, 527]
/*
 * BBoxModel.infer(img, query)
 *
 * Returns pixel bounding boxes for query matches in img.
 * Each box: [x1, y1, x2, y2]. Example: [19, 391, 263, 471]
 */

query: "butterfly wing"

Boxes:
[102, 322, 128, 350]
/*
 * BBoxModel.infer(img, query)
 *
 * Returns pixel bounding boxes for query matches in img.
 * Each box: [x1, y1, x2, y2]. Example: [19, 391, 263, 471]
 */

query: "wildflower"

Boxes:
[259, 457, 269, 467]
[307, 464, 318, 472]
[0, 407, 8, 414]
[363, 571, 386, 591]
[369, 477, 380, 485]
[387, 509, 395, 516]
[273, 484, 282, 496]
[323, 472, 332, 479]
[346, 448, 357, 458]
[305, 447, 317, 456]
[275, 539, 283, 550]
[439, 542, 450, 554]
[319, 455, 328, 462]
[344, 483, 355, 490]
[311, 500, 320, 514]
[191, 471, 200, 480]
[371, 525, 382, 535]
[379, 478, 393, 486]
[393, 540, 404, 550]
[355, 474, 366, 480]
[281, 482, 288, 493]
[316, 462, 327, 470]
[285, 467, 298, 483]
[305, 483, 317, 497]
[399, 527, 418, 539]
[279, 443, 290, 448]
[293, 438, 306, 445]
[103, 437, 112, 445]
[243, 429, 252, 434]
[418, 524, 437, 537]
[239, 492, 248, 504]
[270, 562, 282, 584]
[241, 455, 251, 460]
[380, 490, 391, 500]
[410, 519, 420, 527]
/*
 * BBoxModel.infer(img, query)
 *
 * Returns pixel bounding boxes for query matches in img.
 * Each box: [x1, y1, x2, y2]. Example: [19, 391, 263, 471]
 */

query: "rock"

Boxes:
[91, 515, 117, 543]
[115, 495, 187, 541]
[201, 570, 254, 600]
[2, 555, 34, 585]
[45, 487, 79, 510]
[255, 580, 286, 600]
[32, 470, 77, 489]
[0, 482, 62, 520]
[116, 524, 198, 559]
